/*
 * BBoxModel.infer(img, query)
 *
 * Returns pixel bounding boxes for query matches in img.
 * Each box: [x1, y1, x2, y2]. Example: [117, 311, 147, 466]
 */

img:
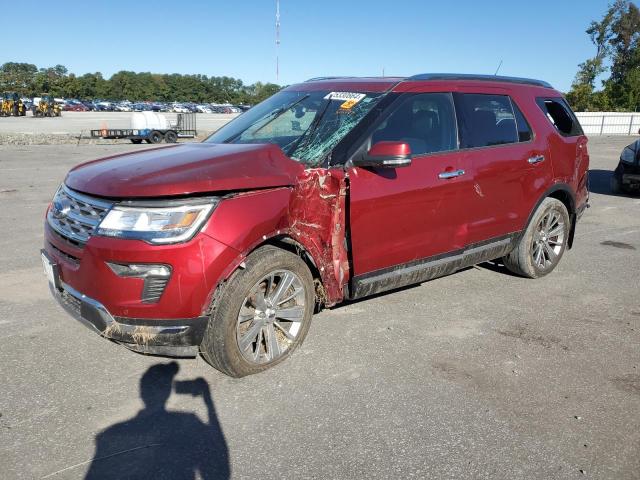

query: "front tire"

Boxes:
[503, 198, 570, 278]
[201, 246, 315, 377]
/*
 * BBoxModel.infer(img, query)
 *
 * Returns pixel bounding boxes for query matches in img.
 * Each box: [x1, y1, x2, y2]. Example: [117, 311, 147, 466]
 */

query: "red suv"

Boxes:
[42, 74, 589, 377]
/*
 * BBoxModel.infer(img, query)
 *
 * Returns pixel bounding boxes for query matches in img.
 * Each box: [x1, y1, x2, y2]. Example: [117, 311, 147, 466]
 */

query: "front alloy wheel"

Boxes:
[201, 246, 315, 377]
[236, 270, 306, 364]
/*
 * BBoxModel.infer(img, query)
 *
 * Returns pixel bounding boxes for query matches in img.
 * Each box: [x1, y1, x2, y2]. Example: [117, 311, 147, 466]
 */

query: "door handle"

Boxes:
[438, 169, 465, 179]
[528, 155, 545, 164]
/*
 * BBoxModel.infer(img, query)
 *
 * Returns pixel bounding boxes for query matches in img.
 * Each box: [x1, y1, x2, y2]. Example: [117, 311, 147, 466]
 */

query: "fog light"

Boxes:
[107, 262, 171, 303]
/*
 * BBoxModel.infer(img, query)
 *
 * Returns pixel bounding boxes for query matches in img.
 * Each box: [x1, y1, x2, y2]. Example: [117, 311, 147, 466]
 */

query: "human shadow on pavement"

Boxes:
[85, 362, 230, 480]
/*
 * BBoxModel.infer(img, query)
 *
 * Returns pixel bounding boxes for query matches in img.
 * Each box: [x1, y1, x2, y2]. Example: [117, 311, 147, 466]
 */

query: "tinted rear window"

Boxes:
[458, 94, 519, 148]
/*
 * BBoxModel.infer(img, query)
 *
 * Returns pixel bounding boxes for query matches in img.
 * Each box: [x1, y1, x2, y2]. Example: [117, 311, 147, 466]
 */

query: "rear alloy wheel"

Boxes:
[201, 246, 314, 377]
[503, 198, 570, 278]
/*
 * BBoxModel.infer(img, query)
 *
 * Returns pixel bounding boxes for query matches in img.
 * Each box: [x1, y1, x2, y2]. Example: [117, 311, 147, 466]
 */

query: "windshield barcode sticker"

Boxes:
[324, 92, 366, 111]
[324, 92, 366, 102]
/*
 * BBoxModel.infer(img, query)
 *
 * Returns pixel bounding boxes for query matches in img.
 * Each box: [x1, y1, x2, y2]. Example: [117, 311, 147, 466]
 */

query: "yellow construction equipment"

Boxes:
[33, 95, 62, 117]
[1, 92, 27, 116]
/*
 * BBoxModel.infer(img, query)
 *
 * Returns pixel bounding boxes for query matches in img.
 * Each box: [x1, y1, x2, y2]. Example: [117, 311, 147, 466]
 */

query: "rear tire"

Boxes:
[201, 246, 315, 377]
[148, 130, 164, 144]
[503, 198, 570, 278]
[164, 131, 178, 143]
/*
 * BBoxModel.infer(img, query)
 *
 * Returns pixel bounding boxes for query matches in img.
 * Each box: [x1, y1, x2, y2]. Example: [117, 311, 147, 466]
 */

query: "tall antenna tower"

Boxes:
[275, 0, 280, 82]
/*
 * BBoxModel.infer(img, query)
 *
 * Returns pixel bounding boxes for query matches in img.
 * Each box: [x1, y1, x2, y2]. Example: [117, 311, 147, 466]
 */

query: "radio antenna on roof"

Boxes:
[275, 0, 281, 82]
[494, 60, 503, 76]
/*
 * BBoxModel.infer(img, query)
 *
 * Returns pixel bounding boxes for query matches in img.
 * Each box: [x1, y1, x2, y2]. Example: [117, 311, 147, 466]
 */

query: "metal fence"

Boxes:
[575, 113, 640, 136]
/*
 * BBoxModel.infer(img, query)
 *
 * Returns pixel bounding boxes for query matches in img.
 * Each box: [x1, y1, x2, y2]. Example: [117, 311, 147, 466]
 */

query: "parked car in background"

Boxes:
[114, 102, 133, 112]
[171, 103, 190, 113]
[196, 104, 212, 113]
[81, 101, 97, 111]
[42, 74, 589, 377]
[611, 130, 640, 194]
[63, 100, 89, 112]
[211, 105, 234, 114]
[95, 101, 114, 111]
[132, 102, 152, 112]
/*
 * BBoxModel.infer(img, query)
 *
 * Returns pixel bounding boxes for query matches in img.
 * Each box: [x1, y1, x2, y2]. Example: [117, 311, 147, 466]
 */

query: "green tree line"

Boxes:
[567, 0, 640, 111]
[0, 62, 281, 104]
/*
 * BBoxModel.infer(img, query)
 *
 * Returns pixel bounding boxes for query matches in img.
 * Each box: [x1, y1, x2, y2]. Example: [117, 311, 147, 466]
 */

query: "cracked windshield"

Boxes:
[205, 90, 384, 166]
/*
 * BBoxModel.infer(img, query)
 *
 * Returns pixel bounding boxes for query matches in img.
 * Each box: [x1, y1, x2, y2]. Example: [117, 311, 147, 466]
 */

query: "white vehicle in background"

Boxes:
[171, 103, 190, 113]
[114, 102, 133, 112]
[196, 104, 212, 114]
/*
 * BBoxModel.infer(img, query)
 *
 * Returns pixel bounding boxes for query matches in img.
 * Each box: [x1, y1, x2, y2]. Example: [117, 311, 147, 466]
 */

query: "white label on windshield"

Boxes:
[323, 92, 366, 102]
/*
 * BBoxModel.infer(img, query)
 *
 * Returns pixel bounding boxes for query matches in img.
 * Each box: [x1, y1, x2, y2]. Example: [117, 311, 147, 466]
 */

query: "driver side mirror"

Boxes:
[353, 141, 412, 168]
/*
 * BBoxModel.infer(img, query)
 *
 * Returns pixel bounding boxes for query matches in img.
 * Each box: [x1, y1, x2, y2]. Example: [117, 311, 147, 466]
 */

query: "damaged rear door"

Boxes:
[346, 92, 472, 298]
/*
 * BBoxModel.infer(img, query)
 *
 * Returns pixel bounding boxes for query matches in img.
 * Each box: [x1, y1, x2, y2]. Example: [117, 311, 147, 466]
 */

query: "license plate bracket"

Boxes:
[41, 250, 61, 290]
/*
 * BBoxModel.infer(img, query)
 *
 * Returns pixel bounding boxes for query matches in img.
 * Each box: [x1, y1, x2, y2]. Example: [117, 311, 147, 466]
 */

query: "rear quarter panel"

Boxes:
[513, 88, 585, 222]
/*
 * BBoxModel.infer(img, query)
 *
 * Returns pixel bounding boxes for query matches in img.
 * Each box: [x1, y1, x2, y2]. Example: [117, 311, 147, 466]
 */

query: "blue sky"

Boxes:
[0, 0, 610, 92]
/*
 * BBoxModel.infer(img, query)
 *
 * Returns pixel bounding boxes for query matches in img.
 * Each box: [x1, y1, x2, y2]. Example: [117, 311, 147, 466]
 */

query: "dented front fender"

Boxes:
[204, 168, 349, 306]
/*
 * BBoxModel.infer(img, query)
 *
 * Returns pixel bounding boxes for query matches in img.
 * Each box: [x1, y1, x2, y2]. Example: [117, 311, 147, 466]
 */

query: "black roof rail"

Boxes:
[304, 76, 356, 82]
[407, 73, 553, 89]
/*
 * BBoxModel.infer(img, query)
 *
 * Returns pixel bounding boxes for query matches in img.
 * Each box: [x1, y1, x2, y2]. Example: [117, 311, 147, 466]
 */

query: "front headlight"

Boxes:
[620, 145, 637, 164]
[96, 202, 216, 244]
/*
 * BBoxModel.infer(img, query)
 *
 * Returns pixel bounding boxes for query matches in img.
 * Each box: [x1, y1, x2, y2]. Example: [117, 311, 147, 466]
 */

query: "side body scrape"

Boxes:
[288, 168, 349, 306]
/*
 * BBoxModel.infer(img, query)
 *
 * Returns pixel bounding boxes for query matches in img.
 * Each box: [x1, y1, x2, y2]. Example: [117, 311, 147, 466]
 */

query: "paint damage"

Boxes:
[288, 168, 349, 306]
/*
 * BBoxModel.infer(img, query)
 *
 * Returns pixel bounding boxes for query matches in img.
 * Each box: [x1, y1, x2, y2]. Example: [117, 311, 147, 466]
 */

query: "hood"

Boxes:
[65, 143, 305, 198]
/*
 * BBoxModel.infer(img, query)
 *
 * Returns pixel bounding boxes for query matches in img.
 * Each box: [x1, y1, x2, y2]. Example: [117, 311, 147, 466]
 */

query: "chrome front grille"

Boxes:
[47, 185, 113, 245]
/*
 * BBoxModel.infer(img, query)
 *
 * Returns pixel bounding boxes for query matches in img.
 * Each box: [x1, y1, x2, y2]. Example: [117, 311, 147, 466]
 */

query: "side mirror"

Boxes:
[353, 141, 412, 168]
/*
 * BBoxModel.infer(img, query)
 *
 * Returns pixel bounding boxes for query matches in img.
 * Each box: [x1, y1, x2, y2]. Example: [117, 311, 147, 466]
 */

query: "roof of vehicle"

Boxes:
[294, 73, 554, 92]
[407, 73, 552, 88]
[289, 77, 404, 93]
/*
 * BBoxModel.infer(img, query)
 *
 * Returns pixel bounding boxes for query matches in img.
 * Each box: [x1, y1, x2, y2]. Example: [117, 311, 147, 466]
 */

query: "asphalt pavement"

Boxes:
[0, 136, 638, 479]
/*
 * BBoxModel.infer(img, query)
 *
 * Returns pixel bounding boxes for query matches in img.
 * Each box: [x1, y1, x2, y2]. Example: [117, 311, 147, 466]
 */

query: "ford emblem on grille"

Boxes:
[52, 196, 72, 217]
[47, 186, 113, 245]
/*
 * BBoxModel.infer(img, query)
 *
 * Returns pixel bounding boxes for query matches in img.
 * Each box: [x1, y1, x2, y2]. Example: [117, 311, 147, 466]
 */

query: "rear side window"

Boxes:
[536, 98, 583, 137]
[370, 93, 458, 156]
[458, 94, 519, 148]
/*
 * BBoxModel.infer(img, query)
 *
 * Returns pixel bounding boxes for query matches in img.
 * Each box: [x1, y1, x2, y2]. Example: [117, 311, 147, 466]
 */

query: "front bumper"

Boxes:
[617, 161, 640, 188]
[48, 267, 208, 358]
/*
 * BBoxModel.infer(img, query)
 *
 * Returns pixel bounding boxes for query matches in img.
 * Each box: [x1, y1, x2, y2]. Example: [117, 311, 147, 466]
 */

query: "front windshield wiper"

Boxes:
[224, 94, 310, 144]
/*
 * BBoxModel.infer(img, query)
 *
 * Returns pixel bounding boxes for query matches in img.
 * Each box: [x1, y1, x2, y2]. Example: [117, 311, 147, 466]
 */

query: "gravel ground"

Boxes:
[0, 137, 638, 479]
